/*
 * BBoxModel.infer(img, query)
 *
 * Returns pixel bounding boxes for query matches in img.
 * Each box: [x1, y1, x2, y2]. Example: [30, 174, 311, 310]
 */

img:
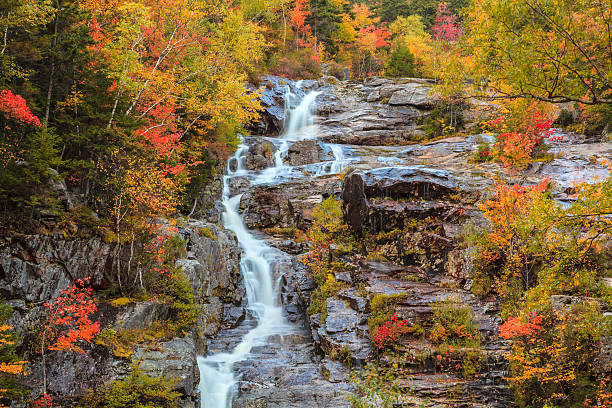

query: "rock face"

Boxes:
[178, 220, 243, 351]
[312, 77, 492, 146]
[0, 234, 112, 305]
[245, 137, 277, 170]
[239, 175, 339, 229]
[25, 301, 201, 405]
[284, 139, 333, 166]
[341, 166, 459, 234]
[1, 217, 241, 406]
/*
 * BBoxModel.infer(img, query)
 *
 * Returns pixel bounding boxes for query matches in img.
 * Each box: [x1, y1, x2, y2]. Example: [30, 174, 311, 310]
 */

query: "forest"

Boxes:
[0, 0, 611, 407]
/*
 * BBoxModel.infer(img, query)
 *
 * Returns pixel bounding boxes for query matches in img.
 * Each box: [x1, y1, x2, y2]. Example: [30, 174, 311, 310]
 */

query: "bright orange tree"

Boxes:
[475, 178, 552, 299]
[473, 168, 612, 406]
[0, 321, 26, 407]
[40, 279, 100, 405]
[480, 103, 555, 172]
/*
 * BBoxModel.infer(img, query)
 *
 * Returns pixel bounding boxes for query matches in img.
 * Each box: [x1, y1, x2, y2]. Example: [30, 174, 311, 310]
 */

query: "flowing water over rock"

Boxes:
[198, 88, 352, 408]
[197, 76, 612, 408]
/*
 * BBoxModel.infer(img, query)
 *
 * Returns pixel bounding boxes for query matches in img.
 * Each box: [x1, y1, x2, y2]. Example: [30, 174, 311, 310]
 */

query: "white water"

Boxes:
[252, 90, 321, 185]
[197, 88, 328, 408]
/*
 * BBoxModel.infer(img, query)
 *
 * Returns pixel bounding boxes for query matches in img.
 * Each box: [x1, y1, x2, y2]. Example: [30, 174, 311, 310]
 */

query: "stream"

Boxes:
[197, 87, 348, 408]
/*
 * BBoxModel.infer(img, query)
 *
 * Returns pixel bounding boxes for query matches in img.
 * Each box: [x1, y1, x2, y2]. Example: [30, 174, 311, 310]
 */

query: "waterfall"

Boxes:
[252, 89, 321, 185]
[284, 90, 320, 141]
[197, 88, 322, 408]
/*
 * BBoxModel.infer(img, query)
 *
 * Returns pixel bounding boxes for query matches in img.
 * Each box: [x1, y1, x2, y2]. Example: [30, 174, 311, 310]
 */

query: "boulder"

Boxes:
[388, 83, 438, 107]
[340, 172, 369, 235]
[360, 166, 457, 199]
[245, 137, 277, 170]
[340, 167, 457, 234]
[284, 140, 333, 166]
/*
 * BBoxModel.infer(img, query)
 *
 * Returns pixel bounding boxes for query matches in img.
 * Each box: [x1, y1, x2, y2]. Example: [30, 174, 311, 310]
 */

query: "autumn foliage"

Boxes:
[472, 168, 612, 406]
[44, 278, 100, 353]
[0, 90, 41, 127]
[372, 312, 409, 349]
[431, 2, 461, 45]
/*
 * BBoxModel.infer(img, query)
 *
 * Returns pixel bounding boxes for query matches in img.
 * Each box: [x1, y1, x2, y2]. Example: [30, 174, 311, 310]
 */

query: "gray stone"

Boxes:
[388, 83, 438, 107]
[132, 336, 199, 396]
[284, 140, 333, 166]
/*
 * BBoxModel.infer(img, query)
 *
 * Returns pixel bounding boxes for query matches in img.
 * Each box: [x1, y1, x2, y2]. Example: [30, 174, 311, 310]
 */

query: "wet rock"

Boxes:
[284, 140, 333, 166]
[340, 167, 458, 234]
[178, 221, 243, 352]
[240, 176, 339, 229]
[360, 166, 457, 199]
[316, 298, 373, 364]
[321, 358, 350, 383]
[325, 299, 360, 333]
[245, 137, 277, 170]
[229, 176, 250, 197]
[224, 305, 246, 327]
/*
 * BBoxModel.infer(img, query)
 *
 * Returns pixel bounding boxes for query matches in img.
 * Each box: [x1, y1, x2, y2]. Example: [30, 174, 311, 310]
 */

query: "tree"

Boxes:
[333, 4, 391, 77]
[385, 43, 416, 77]
[0, 302, 26, 407]
[431, 1, 462, 45]
[389, 15, 433, 76]
[41, 279, 100, 405]
[467, 0, 612, 105]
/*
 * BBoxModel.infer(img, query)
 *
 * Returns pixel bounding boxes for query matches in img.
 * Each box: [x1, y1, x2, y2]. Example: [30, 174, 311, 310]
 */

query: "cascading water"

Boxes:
[197, 87, 326, 408]
[253, 89, 321, 184]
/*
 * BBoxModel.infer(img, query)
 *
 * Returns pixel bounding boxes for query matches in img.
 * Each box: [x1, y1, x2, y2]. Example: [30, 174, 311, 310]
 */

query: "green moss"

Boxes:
[199, 226, 217, 241]
[110, 297, 132, 307]
[79, 366, 180, 407]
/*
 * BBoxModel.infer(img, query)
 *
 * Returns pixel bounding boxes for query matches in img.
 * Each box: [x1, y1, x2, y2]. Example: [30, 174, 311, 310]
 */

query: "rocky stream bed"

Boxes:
[2, 75, 611, 407]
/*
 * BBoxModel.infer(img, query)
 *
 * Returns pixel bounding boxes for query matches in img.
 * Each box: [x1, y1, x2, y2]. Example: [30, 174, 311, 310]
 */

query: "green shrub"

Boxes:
[198, 226, 217, 241]
[429, 296, 484, 378]
[385, 44, 417, 78]
[348, 362, 403, 408]
[420, 102, 464, 139]
[308, 273, 343, 321]
[156, 271, 198, 333]
[79, 366, 180, 408]
[368, 293, 408, 337]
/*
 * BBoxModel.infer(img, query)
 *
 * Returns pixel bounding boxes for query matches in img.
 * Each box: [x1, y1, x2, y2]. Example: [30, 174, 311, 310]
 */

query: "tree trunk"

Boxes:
[44, 7, 60, 127]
